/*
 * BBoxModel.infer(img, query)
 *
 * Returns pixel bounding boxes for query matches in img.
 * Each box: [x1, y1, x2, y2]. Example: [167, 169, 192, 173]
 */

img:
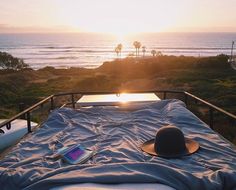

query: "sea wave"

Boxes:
[1, 32, 235, 69]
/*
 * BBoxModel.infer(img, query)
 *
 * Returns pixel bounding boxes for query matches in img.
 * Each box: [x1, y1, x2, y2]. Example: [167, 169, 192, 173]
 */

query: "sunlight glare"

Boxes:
[78, 93, 160, 106]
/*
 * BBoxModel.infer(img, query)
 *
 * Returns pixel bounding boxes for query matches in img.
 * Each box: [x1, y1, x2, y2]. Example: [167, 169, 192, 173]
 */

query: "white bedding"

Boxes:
[0, 99, 236, 190]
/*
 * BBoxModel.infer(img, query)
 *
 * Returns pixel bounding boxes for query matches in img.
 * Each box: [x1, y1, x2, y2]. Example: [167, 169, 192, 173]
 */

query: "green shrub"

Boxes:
[0, 51, 29, 70]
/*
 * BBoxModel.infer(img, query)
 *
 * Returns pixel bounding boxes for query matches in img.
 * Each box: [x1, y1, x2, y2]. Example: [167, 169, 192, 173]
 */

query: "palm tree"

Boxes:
[151, 50, 157, 56]
[115, 44, 123, 58]
[142, 46, 146, 57]
[133, 41, 142, 57]
[115, 46, 119, 57]
[133, 41, 138, 57]
[117, 43, 123, 57]
[137, 42, 141, 56]
[157, 51, 163, 57]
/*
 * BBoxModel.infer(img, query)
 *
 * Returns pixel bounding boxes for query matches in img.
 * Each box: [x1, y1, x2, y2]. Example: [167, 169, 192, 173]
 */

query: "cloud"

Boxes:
[0, 24, 80, 33]
[168, 26, 236, 33]
[1, 23, 236, 34]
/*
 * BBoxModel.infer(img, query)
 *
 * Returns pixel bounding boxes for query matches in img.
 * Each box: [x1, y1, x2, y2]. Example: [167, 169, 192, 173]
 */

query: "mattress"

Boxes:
[52, 183, 175, 190]
[0, 99, 236, 190]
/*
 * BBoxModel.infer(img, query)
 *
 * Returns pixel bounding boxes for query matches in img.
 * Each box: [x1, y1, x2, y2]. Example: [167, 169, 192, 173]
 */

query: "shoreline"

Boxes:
[0, 54, 228, 71]
[11, 54, 234, 70]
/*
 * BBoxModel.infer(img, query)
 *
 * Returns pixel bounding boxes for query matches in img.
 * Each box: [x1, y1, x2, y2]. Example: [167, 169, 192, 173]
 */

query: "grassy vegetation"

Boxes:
[0, 54, 236, 142]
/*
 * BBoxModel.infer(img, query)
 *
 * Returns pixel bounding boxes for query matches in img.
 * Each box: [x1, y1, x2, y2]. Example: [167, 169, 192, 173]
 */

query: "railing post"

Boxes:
[71, 94, 75, 109]
[26, 112, 32, 133]
[163, 92, 167, 99]
[50, 97, 54, 110]
[209, 107, 214, 129]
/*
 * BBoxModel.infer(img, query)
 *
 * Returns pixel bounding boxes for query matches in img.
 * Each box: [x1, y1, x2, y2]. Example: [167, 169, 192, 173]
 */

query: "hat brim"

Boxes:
[141, 138, 199, 158]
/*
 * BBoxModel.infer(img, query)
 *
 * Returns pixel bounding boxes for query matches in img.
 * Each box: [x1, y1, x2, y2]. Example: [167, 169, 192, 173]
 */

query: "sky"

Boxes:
[1, 0, 236, 34]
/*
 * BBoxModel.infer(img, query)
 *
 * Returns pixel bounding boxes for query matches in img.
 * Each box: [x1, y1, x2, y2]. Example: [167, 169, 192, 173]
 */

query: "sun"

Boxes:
[55, 0, 181, 34]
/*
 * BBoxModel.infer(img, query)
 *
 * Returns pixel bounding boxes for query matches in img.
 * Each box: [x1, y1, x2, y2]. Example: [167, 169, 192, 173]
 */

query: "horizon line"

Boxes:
[1, 31, 236, 35]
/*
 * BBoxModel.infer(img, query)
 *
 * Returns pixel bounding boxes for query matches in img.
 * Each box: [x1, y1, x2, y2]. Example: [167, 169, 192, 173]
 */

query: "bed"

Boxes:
[0, 99, 236, 190]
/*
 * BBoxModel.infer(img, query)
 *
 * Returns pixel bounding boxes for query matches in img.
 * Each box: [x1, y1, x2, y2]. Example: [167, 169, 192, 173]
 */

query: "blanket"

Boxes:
[0, 99, 236, 190]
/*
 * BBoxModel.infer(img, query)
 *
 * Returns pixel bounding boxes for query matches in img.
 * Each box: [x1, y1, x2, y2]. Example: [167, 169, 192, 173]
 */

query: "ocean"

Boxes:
[0, 33, 235, 69]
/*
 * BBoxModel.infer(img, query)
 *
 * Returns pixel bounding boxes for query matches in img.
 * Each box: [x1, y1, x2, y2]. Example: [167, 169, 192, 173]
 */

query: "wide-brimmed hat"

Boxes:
[141, 125, 199, 158]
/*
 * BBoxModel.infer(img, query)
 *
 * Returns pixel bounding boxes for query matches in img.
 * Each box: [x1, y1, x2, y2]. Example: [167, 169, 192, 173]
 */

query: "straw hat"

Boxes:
[141, 125, 199, 158]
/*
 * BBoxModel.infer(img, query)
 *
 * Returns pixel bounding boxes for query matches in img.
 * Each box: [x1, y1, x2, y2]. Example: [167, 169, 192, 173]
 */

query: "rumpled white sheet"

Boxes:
[0, 99, 236, 190]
